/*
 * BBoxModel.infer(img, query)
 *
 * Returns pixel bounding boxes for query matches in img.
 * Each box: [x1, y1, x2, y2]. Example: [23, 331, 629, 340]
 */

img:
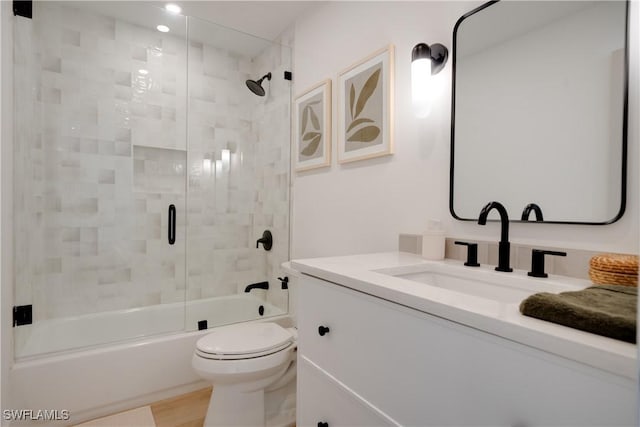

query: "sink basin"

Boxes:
[376, 262, 588, 304]
[396, 270, 532, 303]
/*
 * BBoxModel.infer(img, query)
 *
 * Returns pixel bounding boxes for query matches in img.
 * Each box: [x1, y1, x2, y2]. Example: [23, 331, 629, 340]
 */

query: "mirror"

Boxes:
[451, 1, 628, 224]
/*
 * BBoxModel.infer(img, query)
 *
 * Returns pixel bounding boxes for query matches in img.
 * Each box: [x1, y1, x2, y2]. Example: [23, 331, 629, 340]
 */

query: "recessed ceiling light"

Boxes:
[165, 3, 181, 14]
[156, 25, 170, 33]
[138, 69, 149, 75]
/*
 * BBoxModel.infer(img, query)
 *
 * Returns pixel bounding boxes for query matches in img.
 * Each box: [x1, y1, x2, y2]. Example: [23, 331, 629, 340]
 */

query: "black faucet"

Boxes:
[478, 201, 513, 272]
[521, 203, 544, 221]
[256, 230, 272, 251]
[244, 281, 269, 292]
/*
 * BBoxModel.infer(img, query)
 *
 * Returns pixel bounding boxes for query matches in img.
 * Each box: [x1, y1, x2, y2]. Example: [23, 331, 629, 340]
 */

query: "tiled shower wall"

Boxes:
[185, 23, 291, 308]
[252, 28, 293, 310]
[14, 3, 291, 327]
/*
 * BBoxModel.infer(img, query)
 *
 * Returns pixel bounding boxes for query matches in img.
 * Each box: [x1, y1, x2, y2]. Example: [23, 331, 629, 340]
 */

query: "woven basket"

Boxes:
[589, 253, 638, 275]
[589, 268, 638, 287]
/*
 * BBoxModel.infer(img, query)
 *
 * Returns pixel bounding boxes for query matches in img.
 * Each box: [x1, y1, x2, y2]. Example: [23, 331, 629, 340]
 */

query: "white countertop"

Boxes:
[291, 252, 638, 380]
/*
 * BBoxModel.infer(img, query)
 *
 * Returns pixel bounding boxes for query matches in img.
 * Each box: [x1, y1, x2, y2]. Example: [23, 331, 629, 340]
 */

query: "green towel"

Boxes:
[519, 285, 637, 343]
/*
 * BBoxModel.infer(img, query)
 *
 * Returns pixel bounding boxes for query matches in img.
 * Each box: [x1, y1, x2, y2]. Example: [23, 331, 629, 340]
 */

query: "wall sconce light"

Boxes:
[411, 43, 448, 117]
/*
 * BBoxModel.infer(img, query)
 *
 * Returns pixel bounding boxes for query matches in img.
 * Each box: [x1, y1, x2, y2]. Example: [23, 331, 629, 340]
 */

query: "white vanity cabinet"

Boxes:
[297, 274, 637, 426]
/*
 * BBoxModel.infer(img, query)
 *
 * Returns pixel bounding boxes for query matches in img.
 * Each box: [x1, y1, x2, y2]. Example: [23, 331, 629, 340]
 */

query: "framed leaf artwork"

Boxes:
[338, 45, 394, 163]
[294, 79, 332, 172]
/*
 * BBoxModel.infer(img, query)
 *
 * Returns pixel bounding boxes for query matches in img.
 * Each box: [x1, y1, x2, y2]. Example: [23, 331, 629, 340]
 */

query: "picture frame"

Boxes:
[294, 79, 332, 172]
[337, 45, 394, 163]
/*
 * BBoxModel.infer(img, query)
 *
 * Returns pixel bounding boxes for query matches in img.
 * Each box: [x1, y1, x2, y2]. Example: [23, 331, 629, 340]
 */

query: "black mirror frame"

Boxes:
[449, 0, 629, 225]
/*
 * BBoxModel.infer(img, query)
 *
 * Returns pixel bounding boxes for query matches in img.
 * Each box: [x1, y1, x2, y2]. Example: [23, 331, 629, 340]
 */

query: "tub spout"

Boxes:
[244, 281, 269, 293]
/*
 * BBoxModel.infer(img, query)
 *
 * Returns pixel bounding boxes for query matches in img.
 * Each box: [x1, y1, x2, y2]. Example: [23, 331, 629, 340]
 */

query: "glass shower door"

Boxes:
[184, 17, 291, 331]
[13, 2, 188, 358]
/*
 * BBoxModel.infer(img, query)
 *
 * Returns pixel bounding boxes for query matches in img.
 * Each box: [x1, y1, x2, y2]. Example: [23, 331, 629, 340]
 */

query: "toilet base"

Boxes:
[205, 386, 264, 426]
[265, 378, 296, 427]
[203, 379, 296, 427]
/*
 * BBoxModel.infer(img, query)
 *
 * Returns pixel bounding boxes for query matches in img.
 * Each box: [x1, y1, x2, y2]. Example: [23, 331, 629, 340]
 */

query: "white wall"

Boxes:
[0, 0, 13, 421]
[0, 1, 4, 419]
[292, 1, 639, 259]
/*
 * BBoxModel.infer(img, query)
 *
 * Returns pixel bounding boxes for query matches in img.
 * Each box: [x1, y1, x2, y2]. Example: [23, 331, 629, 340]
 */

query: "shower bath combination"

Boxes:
[12, 2, 291, 355]
[9, 1, 292, 420]
[246, 72, 272, 96]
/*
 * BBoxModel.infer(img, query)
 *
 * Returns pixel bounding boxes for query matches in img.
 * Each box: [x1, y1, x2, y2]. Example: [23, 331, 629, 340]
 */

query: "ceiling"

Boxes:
[65, 1, 320, 57]
[167, 1, 321, 41]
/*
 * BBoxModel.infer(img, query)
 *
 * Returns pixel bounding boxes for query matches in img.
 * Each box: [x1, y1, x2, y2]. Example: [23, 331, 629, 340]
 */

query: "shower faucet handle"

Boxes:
[256, 230, 273, 251]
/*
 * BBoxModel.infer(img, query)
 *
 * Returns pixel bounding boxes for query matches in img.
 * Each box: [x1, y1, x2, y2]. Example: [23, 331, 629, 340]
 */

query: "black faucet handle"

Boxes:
[527, 249, 567, 278]
[454, 241, 480, 267]
[278, 276, 289, 289]
[256, 230, 273, 251]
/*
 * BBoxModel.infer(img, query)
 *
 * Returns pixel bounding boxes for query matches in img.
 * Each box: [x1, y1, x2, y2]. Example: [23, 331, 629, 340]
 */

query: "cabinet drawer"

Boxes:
[297, 355, 397, 427]
[298, 275, 420, 392]
[298, 275, 636, 426]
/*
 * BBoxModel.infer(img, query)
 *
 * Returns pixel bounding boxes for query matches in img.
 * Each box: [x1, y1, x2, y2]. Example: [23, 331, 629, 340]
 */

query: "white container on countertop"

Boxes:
[421, 219, 445, 260]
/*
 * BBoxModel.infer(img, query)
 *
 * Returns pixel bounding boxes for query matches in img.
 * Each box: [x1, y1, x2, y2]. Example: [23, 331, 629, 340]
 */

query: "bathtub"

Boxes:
[10, 294, 291, 425]
[15, 294, 285, 358]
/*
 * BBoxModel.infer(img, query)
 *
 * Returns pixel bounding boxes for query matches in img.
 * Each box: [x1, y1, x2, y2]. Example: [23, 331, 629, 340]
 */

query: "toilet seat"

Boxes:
[196, 341, 293, 360]
[195, 322, 294, 360]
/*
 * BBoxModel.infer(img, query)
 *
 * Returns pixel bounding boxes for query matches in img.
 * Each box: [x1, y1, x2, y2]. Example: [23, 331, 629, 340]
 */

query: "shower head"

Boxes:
[246, 72, 272, 97]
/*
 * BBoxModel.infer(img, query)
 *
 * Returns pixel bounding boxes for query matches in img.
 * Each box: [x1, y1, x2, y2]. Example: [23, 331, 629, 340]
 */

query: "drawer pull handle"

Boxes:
[317, 423, 329, 427]
[318, 325, 330, 336]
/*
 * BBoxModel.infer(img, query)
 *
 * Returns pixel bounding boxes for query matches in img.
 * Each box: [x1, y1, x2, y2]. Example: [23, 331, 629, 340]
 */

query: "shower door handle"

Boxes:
[168, 204, 176, 245]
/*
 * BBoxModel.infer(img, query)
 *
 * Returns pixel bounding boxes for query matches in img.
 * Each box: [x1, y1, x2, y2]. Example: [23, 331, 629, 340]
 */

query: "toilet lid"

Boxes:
[196, 322, 294, 357]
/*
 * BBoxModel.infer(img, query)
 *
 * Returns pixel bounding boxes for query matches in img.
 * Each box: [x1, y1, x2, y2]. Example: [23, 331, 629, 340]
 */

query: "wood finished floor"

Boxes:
[77, 386, 297, 427]
[150, 387, 212, 427]
[75, 387, 212, 427]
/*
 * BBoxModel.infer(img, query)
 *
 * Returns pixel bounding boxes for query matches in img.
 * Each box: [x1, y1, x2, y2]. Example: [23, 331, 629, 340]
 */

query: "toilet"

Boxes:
[192, 322, 297, 427]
